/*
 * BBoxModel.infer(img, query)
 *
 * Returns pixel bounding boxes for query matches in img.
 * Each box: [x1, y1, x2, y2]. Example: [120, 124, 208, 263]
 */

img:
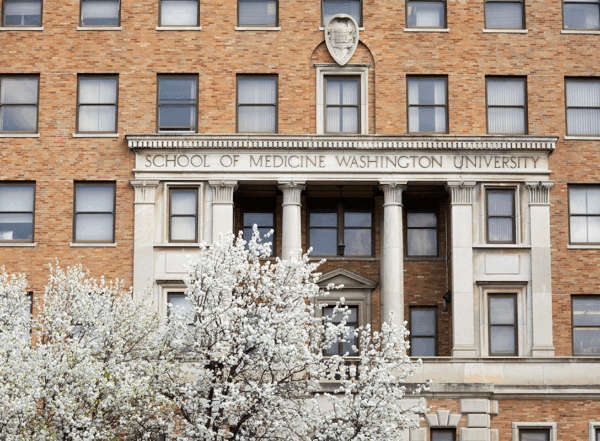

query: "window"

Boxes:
[406, 0, 446, 28]
[488, 294, 517, 356]
[410, 307, 437, 356]
[484, 0, 525, 29]
[486, 189, 515, 243]
[237, 76, 277, 133]
[80, 0, 120, 26]
[323, 305, 359, 356]
[520, 430, 550, 441]
[406, 211, 438, 256]
[563, 0, 600, 29]
[431, 429, 455, 441]
[308, 199, 372, 257]
[77, 76, 118, 133]
[569, 186, 600, 244]
[407, 76, 447, 133]
[242, 202, 275, 256]
[572, 296, 600, 355]
[565, 79, 600, 136]
[167, 292, 193, 325]
[325, 76, 360, 134]
[2, 0, 41, 26]
[157, 76, 197, 132]
[73, 182, 115, 243]
[0, 76, 39, 133]
[322, 0, 361, 26]
[238, 0, 277, 26]
[486, 77, 527, 134]
[169, 187, 198, 242]
[0, 183, 35, 242]
[159, 0, 199, 26]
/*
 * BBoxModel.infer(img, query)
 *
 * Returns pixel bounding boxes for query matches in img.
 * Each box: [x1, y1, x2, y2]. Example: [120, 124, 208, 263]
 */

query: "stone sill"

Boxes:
[567, 244, 600, 249]
[404, 256, 445, 262]
[417, 356, 600, 362]
[308, 257, 380, 261]
[235, 26, 281, 31]
[155, 26, 202, 30]
[72, 133, 119, 138]
[319, 26, 365, 31]
[0, 26, 43, 31]
[0, 133, 39, 138]
[0, 242, 36, 247]
[472, 244, 531, 249]
[154, 243, 200, 248]
[70, 242, 117, 247]
[404, 27, 449, 32]
[561, 29, 600, 34]
[482, 28, 528, 33]
[76, 26, 122, 31]
[564, 136, 600, 140]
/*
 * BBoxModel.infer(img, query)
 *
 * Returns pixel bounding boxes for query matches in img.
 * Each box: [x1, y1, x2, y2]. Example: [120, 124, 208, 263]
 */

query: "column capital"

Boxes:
[278, 181, 306, 206]
[209, 180, 238, 204]
[379, 181, 407, 206]
[130, 179, 160, 204]
[446, 181, 477, 205]
[526, 180, 554, 205]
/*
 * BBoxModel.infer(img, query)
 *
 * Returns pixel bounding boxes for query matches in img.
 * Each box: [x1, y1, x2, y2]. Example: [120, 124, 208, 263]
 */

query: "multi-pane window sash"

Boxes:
[488, 294, 517, 356]
[77, 76, 118, 133]
[243, 206, 275, 256]
[308, 199, 372, 257]
[237, 76, 277, 133]
[572, 296, 600, 355]
[563, 0, 600, 29]
[322, 0, 362, 26]
[167, 293, 194, 326]
[519, 430, 550, 441]
[325, 77, 360, 134]
[430, 429, 456, 441]
[486, 77, 527, 134]
[410, 307, 436, 356]
[486, 189, 515, 243]
[569, 186, 600, 243]
[73, 183, 116, 243]
[169, 188, 198, 243]
[80, 0, 120, 26]
[0, 76, 39, 133]
[406, 211, 438, 256]
[159, 0, 199, 26]
[484, 0, 525, 29]
[565, 79, 600, 136]
[2, 0, 42, 26]
[0, 183, 35, 242]
[238, 0, 277, 26]
[157, 76, 198, 132]
[406, 0, 446, 28]
[407, 76, 447, 133]
[323, 305, 359, 356]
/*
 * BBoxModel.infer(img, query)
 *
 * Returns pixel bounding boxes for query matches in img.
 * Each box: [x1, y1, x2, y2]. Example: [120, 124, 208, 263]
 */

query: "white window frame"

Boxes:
[512, 422, 557, 441]
[589, 422, 600, 441]
[315, 63, 369, 135]
[162, 182, 204, 244]
[158, 282, 186, 319]
[479, 183, 522, 245]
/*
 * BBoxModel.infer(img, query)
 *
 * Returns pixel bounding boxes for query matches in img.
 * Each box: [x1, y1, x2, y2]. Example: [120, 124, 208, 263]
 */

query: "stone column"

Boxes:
[209, 181, 238, 241]
[379, 181, 407, 327]
[278, 181, 305, 260]
[447, 181, 477, 358]
[526, 181, 555, 357]
[130, 179, 160, 295]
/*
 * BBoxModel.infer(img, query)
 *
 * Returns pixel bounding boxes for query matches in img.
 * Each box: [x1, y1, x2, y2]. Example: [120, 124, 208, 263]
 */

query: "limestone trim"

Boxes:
[425, 410, 462, 428]
[526, 180, 553, 205]
[208, 181, 238, 204]
[162, 182, 204, 244]
[379, 181, 407, 206]
[589, 422, 600, 441]
[277, 181, 305, 206]
[316, 267, 378, 289]
[130, 179, 160, 204]
[512, 422, 557, 441]
[447, 181, 476, 205]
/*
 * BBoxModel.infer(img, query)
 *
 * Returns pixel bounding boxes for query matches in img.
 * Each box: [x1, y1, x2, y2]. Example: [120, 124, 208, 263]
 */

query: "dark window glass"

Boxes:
[169, 188, 198, 242]
[564, 0, 600, 29]
[74, 183, 116, 242]
[77, 76, 118, 133]
[322, 0, 361, 26]
[243, 210, 274, 255]
[0, 183, 35, 242]
[489, 295, 517, 355]
[569, 186, 600, 243]
[487, 189, 515, 243]
[3, 0, 41, 25]
[407, 77, 447, 133]
[80, 0, 120, 26]
[160, 0, 199, 25]
[519, 430, 549, 441]
[485, 0, 524, 28]
[238, 0, 277, 26]
[572, 297, 600, 355]
[237, 76, 277, 133]
[486, 77, 527, 134]
[407, 212, 437, 256]
[406, 0, 446, 27]
[325, 77, 360, 134]
[0, 76, 39, 133]
[410, 307, 436, 356]
[158, 76, 197, 132]
[431, 429, 456, 441]
[323, 305, 359, 356]
[565, 79, 600, 136]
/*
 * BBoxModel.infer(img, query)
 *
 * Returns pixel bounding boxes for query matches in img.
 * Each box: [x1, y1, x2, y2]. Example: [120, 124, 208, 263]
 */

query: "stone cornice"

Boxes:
[126, 134, 558, 151]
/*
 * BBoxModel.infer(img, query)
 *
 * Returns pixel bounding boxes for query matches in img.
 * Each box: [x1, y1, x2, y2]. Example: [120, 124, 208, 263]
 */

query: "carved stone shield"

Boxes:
[325, 14, 359, 66]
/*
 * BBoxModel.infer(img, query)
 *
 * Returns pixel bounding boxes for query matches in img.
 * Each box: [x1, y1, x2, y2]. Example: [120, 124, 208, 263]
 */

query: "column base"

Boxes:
[531, 345, 555, 357]
[452, 345, 477, 358]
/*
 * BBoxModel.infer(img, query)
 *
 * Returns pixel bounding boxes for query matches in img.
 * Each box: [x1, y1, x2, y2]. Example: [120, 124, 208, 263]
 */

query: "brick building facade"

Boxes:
[1, 0, 600, 439]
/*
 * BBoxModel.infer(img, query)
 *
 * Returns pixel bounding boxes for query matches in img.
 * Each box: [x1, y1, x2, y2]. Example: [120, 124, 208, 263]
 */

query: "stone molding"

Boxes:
[425, 410, 462, 428]
[130, 179, 159, 204]
[127, 134, 558, 151]
[208, 181, 238, 204]
[316, 267, 378, 289]
[526, 180, 554, 205]
[447, 181, 477, 205]
[277, 181, 305, 206]
[379, 181, 407, 206]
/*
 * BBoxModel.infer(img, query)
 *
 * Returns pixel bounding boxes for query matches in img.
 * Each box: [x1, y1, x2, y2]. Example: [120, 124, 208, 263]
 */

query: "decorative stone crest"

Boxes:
[325, 14, 359, 66]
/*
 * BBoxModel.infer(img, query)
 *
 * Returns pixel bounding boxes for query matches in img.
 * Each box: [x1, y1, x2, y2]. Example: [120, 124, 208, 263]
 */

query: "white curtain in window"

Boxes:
[5, 0, 41, 16]
[76, 185, 114, 212]
[408, 79, 445, 105]
[171, 191, 196, 215]
[238, 0, 276, 26]
[238, 106, 276, 132]
[0, 185, 34, 212]
[161, 0, 198, 26]
[238, 78, 276, 104]
[238, 78, 276, 132]
[81, 0, 119, 21]
[1, 78, 38, 104]
[567, 81, 600, 135]
[79, 106, 116, 132]
[78, 78, 117, 132]
[485, 2, 522, 28]
[487, 79, 525, 133]
[79, 78, 117, 104]
[409, 2, 444, 27]
[168, 295, 194, 322]
[75, 214, 113, 241]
